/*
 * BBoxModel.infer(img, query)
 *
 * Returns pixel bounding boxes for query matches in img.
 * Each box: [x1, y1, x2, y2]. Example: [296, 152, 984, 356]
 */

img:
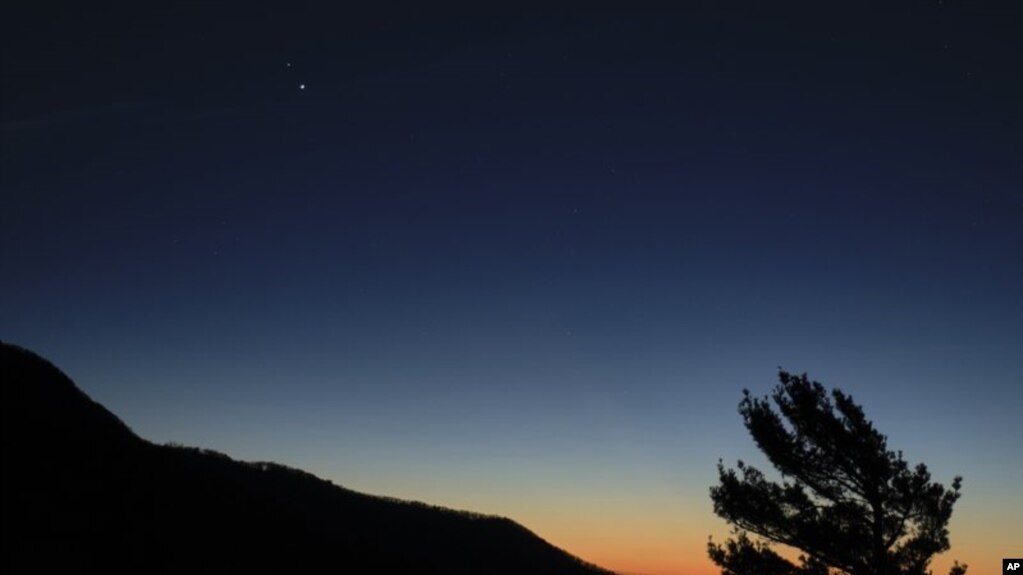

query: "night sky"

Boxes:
[2, 3, 1021, 574]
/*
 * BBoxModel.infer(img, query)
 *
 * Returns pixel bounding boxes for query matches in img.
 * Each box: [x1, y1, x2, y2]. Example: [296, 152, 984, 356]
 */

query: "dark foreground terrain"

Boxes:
[0, 342, 612, 574]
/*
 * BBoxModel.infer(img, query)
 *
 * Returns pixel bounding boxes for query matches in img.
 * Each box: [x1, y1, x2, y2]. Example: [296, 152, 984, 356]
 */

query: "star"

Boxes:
[299, 83, 306, 90]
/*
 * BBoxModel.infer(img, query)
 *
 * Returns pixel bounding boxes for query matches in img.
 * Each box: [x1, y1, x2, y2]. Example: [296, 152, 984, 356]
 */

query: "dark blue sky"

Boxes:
[2, 3, 1021, 574]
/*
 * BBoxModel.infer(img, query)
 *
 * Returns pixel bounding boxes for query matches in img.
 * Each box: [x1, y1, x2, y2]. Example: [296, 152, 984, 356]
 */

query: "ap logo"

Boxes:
[1005, 559, 1022, 573]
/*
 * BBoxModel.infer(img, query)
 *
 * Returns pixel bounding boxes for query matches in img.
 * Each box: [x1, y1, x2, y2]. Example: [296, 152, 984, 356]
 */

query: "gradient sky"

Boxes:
[2, 3, 1021, 574]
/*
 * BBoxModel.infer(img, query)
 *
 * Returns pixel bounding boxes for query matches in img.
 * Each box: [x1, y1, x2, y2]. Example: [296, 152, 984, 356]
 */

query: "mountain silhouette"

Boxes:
[0, 342, 614, 574]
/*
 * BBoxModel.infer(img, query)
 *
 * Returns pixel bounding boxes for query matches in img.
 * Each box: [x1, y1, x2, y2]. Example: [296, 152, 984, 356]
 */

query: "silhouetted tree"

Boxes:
[709, 371, 966, 575]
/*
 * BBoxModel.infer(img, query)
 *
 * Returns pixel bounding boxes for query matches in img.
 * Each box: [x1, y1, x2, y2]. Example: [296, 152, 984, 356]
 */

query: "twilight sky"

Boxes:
[2, 3, 1021, 574]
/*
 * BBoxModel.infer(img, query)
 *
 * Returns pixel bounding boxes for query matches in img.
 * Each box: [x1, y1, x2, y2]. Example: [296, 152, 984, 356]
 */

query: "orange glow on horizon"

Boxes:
[328, 465, 1018, 575]
[544, 514, 999, 575]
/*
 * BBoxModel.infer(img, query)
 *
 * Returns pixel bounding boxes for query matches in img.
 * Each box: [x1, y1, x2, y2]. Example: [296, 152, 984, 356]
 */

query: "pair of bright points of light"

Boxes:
[286, 62, 305, 90]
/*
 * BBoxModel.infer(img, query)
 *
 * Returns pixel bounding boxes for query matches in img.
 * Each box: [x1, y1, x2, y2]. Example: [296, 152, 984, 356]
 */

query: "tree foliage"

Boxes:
[709, 371, 966, 575]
